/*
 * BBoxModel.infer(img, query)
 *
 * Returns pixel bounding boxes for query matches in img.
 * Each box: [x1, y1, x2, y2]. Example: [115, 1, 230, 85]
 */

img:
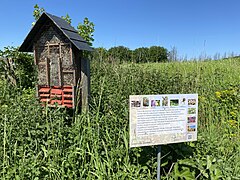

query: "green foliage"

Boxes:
[0, 57, 239, 179]
[132, 47, 150, 63]
[92, 47, 108, 61]
[33, 4, 45, 23]
[77, 18, 95, 46]
[93, 45, 168, 63]
[61, 14, 72, 24]
[107, 46, 131, 63]
[170, 125, 240, 179]
[148, 46, 168, 62]
[90, 58, 240, 179]
[215, 87, 240, 135]
[0, 79, 154, 179]
[0, 46, 35, 88]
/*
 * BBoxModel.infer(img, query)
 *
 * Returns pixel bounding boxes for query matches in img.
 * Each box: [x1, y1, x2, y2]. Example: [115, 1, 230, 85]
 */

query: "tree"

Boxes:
[133, 47, 150, 63]
[93, 47, 108, 61]
[168, 46, 178, 62]
[32, 4, 45, 25]
[148, 46, 168, 62]
[77, 18, 95, 46]
[108, 46, 131, 63]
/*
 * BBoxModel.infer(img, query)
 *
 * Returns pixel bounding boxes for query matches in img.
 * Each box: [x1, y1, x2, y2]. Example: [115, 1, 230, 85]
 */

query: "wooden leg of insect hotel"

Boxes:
[80, 57, 90, 112]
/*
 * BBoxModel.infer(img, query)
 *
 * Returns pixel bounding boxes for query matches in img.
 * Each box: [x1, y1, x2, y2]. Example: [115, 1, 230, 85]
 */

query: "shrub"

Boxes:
[0, 46, 35, 88]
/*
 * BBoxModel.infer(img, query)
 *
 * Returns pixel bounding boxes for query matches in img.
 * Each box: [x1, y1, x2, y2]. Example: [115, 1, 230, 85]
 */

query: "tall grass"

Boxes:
[0, 58, 239, 179]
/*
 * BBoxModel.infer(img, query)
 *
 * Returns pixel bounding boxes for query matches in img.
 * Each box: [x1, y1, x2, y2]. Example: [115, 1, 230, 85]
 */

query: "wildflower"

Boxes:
[215, 91, 221, 98]
[228, 120, 237, 127]
[230, 111, 236, 117]
[199, 96, 206, 102]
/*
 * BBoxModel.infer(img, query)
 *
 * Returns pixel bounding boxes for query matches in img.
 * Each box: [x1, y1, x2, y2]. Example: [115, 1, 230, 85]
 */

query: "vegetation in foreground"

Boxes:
[0, 57, 240, 179]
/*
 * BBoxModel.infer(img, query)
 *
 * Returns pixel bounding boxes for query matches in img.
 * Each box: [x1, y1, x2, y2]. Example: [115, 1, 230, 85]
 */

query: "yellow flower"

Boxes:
[228, 120, 237, 127]
[230, 111, 236, 117]
[215, 91, 221, 98]
[199, 96, 206, 102]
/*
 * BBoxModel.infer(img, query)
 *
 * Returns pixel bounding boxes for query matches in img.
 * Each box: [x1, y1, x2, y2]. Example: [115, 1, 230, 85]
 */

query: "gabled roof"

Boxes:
[19, 12, 93, 52]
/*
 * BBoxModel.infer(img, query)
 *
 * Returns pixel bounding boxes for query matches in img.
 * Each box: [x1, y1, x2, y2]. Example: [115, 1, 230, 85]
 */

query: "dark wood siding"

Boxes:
[34, 22, 76, 86]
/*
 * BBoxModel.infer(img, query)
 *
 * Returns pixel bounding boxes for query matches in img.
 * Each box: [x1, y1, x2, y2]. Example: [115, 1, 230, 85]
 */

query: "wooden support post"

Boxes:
[80, 57, 90, 112]
[58, 57, 62, 86]
[47, 44, 50, 86]
[33, 44, 37, 65]
[59, 43, 62, 86]
[46, 57, 50, 86]
[70, 43, 73, 64]
[33, 44, 39, 98]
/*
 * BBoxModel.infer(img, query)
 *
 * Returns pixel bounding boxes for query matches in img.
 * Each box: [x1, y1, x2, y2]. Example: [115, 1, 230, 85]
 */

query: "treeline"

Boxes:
[92, 46, 170, 63]
[0, 45, 169, 89]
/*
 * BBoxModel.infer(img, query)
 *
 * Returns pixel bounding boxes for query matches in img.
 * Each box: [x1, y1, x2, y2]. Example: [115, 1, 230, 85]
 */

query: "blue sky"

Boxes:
[1, 0, 240, 59]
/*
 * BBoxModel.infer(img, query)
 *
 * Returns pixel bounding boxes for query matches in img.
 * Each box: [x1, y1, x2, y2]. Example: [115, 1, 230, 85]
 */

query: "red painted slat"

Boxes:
[51, 100, 62, 105]
[39, 88, 50, 93]
[50, 94, 62, 98]
[63, 88, 72, 93]
[63, 94, 73, 98]
[52, 86, 61, 89]
[64, 104, 73, 108]
[38, 85, 74, 108]
[40, 94, 50, 97]
[40, 98, 50, 102]
[51, 89, 62, 94]
[63, 100, 72, 104]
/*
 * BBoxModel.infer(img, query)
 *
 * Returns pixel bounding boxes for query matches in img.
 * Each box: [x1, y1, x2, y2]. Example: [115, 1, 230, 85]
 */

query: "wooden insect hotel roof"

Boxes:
[19, 12, 93, 52]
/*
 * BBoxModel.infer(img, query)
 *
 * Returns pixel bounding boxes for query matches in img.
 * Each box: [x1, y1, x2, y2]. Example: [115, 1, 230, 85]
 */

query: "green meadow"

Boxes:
[0, 58, 240, 179]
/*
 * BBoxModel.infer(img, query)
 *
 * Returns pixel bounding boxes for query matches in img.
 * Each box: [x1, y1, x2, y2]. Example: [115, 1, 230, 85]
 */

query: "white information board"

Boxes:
[129, 94, 198, 147]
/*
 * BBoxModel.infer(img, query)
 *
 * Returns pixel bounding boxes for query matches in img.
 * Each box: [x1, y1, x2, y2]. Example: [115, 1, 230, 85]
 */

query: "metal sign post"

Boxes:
[157, 145, 161, 180]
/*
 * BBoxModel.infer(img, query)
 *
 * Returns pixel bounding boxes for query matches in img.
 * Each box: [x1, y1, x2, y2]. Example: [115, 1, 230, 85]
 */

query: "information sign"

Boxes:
[129, 94, 198, 147]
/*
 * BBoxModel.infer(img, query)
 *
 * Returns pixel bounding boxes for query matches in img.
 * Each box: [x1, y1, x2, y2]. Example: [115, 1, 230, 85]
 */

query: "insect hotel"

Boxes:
[19, 12, 93, 109]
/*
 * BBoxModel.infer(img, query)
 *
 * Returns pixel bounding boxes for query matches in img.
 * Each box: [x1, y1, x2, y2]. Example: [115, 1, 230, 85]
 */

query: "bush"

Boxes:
[0, 46, 35, 88]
